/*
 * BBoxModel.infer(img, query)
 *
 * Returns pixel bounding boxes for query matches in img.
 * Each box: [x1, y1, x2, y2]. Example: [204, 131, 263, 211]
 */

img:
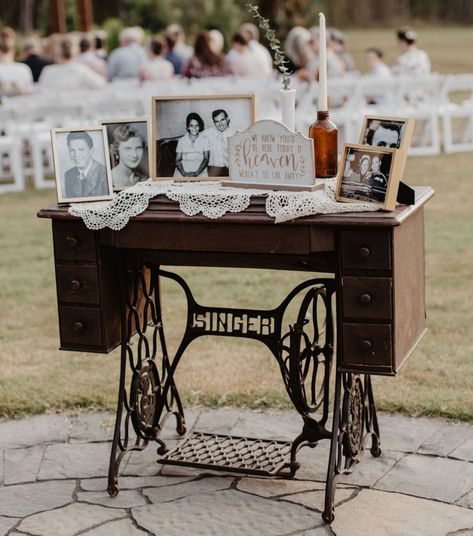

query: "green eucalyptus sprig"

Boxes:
[247, 3, 291, 90]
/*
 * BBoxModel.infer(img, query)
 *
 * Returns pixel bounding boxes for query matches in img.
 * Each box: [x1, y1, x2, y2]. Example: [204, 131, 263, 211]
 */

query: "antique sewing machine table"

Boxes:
[38, 186, 433, 522]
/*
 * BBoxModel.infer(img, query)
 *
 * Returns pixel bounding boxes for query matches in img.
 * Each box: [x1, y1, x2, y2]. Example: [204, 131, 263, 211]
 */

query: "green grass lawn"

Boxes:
[0, 27, 472, 420]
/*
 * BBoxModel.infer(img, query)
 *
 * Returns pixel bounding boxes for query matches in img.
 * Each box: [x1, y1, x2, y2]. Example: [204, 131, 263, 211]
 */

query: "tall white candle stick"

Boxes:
[318, 12, 328, 112]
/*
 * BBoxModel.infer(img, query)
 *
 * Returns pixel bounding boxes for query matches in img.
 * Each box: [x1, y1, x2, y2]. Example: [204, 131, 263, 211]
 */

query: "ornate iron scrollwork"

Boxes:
[284, 286, 333, 418]
[130, 359, 161, 439]
[342, 375, 364, 458]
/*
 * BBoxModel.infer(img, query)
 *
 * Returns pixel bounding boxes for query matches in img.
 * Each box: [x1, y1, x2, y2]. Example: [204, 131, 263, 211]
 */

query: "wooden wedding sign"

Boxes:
[224, 120, 322, 191]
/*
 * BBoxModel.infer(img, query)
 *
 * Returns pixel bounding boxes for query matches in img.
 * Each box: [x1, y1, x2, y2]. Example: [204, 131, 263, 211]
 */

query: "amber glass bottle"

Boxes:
[308, 111, 338, 178]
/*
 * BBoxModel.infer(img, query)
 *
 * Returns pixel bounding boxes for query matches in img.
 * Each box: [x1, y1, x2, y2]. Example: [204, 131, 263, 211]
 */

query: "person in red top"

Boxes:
[182, 32, 231, 79]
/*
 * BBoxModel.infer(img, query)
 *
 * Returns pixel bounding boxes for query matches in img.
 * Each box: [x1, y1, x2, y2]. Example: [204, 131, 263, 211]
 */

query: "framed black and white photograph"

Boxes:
[151, 94, 256, 181]
[51, 127, 113, 204]
[101, 117, 150, 190]
[336, 143, 402, 210]
[359, 115, 414, 152]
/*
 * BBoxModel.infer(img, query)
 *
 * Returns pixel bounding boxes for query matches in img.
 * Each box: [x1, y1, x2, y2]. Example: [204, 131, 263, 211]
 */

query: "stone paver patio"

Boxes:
[0, 408, 472, 535]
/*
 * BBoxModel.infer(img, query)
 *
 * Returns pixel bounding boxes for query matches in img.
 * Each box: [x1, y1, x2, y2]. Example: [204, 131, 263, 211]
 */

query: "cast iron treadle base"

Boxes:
[158, 431, 297, 477]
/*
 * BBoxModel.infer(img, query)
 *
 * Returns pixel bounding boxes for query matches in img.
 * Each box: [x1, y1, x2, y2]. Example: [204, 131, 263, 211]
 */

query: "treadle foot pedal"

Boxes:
[158, 431, 297, 477]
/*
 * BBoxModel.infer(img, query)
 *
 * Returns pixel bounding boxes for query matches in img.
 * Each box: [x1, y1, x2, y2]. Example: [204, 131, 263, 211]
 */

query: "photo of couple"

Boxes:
[153, 95, 255, 180]
[339, 146, 393, 204]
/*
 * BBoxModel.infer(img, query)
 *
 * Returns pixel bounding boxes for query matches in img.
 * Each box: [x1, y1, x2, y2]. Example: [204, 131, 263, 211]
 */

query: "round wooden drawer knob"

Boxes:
[359, 293, 372, 305]
[359, 340, 372, 352]
[358, 246, 371, 258]
[66, 236, 78, 248]
[72, 322, 84, 333]
[70, 280, 81, 290]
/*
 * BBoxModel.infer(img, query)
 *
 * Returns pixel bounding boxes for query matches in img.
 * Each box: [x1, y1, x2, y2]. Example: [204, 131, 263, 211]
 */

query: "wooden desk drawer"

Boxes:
[56, 265, 99, 304]
[340, 230, 391, 271]
[342, 323, 392, 369]
[53, 221, 96, 262]
[342, 277, 392, 320]
[58, 306, 103, 349]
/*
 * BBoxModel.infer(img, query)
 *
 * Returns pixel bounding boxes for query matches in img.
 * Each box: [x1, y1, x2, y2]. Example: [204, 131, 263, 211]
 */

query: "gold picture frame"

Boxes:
[51, 126, 113, 204]
[100, 117, 151, 191]
[151, 94, 256, 181]
[336, 143, 403, 211]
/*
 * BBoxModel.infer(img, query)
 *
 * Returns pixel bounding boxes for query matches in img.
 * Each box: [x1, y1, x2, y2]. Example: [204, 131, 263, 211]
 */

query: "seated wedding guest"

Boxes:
[139, 36, 174, 81]
[165, 35, 183, 74]
[365, 48, 391, 78]
[305, 26, 346, 82]
[0, 27, 33, 95]
[94, 34, 107, 60]
[364, 48, 392, 104]
[111, 124, 148, 187]
[165, 24, 193, 63]
[76, 36, 107, 78]
[107, 27, 147, 80]
[209, 29, 225, 54]
[174, 112, 210, 178]
[283, 26, 314, 78]
[182, 31, 231, 79]
[19, 40, 53, 83]
[227, 32, 267, 78]
[329, 28, 355, 73]
[39, 38, 106, 89]
[239, 22, 272, 76]
[392, 26, 431, 77]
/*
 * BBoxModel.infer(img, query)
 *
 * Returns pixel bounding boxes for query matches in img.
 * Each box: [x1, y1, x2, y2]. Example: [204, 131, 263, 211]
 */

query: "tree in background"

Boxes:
[0, 0, 472, 41]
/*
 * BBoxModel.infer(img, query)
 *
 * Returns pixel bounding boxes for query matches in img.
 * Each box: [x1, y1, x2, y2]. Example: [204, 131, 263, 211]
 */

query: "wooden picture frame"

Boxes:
[51, 126, 113, 204]
[151, 94, 256, 181]
[359, 115, 414, 152]
[336, 144, 403, 211]
[100, 117, 151, 191]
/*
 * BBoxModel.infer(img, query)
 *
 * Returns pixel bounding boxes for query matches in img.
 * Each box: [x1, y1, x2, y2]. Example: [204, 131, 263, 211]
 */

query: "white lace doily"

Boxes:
[68, 179, 379, 230]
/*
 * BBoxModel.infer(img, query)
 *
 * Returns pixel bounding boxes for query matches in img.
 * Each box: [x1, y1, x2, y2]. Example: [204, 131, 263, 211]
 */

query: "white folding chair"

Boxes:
[0, 134, 25, 193]
[350, 77, 401, 139]
[327, 77, 360, 146]
[393, 75, 442, 156]
[439, 73, 473, 153]
[31, 129, 55, 189]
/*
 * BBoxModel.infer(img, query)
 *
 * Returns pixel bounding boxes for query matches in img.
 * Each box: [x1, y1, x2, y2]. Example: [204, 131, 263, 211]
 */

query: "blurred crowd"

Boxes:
[0, 22, 431, 97]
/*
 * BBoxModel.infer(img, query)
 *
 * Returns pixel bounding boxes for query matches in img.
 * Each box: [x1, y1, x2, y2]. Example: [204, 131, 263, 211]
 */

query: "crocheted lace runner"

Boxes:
[68, 179, 379, 230]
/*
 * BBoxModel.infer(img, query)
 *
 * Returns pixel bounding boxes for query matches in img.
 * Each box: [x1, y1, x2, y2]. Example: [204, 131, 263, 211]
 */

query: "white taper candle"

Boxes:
[318, 12, 328, 111]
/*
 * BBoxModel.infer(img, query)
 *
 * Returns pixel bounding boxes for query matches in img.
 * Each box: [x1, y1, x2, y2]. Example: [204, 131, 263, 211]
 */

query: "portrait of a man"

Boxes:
[205, 109, 236, 177]
[360, 117, 410, 150]
[52, 127, 113, 203]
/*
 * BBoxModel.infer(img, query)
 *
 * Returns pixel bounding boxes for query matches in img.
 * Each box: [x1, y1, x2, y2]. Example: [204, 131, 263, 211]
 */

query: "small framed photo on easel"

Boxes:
[336, 144, 403, 210]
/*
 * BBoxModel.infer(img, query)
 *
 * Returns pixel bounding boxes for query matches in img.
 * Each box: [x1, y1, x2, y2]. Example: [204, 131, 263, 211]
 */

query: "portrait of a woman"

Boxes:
[110, 124, 148, 188]
[174, 112, 210, 178]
